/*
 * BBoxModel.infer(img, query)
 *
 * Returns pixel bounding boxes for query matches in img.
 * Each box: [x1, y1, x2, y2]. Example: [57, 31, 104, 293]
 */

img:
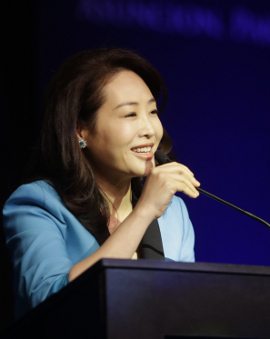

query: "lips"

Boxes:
[131, 143, 154, 152]
[131, 146, 152, 153]
[131, 144, 154, 159]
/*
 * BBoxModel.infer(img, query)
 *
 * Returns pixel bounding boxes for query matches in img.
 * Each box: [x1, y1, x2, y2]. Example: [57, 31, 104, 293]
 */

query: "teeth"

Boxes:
[132, 147, 151, 153]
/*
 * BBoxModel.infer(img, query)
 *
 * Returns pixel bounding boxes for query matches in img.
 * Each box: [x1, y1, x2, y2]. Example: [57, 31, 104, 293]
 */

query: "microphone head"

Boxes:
[155, 150, 171, 165]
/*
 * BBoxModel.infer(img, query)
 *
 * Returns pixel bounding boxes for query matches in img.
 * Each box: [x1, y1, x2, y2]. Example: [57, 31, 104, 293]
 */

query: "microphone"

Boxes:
[155, 150, 270, 229]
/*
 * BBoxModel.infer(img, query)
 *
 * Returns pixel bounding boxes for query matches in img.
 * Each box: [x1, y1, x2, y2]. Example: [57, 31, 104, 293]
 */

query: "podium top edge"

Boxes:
[89, 258, 270, 276]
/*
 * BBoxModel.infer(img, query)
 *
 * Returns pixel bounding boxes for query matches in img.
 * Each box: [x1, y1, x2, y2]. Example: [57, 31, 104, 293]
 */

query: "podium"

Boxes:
[2, 259, 270, 338]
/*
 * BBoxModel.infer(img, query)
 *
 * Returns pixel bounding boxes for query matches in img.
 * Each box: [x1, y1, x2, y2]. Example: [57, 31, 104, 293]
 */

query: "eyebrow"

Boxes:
[113, 98, 156, 110]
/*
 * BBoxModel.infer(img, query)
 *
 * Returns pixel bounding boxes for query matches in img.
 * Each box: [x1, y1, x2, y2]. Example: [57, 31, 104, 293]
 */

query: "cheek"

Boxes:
[111, 123, 137, 145]
[155, 119, 164, 143]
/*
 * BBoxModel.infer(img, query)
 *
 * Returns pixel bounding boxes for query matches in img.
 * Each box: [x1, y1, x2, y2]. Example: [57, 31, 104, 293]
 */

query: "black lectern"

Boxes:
[2, 259, 270, 338]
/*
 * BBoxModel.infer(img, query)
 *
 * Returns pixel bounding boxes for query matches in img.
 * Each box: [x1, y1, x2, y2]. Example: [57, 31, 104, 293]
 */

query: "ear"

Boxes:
[76, 121, 89, 141]
[76, 123, 89, 149]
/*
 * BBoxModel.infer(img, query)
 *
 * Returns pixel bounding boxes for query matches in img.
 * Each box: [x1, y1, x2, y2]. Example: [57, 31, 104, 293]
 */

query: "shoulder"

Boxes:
[4, 180, 60, 203]
[3, 180, 66, 224]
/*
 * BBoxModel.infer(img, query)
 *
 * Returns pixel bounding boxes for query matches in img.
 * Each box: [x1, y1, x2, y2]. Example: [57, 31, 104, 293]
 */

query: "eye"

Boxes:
[124, 112, 137, 118]
[150, 109, 159, 115]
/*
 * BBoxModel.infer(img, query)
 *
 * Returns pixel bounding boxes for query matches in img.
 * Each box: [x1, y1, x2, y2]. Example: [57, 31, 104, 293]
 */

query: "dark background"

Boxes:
[1, 0, 270, 329]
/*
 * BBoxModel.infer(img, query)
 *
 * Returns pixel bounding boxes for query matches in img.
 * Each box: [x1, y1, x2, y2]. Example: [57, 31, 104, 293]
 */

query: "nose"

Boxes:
[138, 114, 155, 138]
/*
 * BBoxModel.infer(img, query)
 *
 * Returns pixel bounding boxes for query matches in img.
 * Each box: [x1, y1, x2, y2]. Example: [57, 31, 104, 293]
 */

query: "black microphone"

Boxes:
[155, 150, 270, 229]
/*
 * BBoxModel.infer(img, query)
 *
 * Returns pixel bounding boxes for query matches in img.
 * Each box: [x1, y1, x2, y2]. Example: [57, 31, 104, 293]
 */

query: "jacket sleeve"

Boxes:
[2, 182, 72, 310]
[158, 195, 195, 262]
[176, 197, 195, 262]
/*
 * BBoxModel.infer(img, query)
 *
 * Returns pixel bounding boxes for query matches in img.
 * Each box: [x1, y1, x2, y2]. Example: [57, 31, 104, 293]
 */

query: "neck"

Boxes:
[96, 175, 133, 218]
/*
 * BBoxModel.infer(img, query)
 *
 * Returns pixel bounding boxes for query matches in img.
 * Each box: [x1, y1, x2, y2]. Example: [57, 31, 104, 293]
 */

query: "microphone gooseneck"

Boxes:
[197, 187, 270, 229]
[155, 150, 270, 229]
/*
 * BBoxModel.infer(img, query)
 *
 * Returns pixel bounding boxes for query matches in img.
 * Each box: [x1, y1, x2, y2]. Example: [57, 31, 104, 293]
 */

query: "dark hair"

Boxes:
[31, 48, 172, 244]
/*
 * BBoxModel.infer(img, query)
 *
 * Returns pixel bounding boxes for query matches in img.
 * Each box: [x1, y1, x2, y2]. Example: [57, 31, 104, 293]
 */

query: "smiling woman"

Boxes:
[81, 70, 163, 179]
[2, 48, 200, 320]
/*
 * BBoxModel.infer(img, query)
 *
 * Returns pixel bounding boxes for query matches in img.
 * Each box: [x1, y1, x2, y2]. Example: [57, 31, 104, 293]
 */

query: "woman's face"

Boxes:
[81, 70, 163, 182]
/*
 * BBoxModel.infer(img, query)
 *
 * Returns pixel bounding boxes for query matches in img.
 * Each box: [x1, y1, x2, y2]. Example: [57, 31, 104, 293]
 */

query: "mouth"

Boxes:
[131, 144, 154, 160]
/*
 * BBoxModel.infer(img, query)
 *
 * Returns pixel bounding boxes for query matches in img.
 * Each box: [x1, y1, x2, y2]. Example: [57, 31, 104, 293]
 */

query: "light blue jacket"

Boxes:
[2, 180, 195, 319]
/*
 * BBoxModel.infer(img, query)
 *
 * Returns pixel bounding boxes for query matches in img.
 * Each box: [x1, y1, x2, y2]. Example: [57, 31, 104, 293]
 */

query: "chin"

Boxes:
[131, 161, 154, 177]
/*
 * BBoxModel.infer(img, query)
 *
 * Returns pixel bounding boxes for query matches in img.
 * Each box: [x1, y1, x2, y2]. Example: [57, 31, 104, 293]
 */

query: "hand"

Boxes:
[136, 162, 200, 219]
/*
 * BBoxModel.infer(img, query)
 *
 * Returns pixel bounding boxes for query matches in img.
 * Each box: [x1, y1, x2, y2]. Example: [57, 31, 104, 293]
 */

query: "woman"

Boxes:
[2, 48, 200, 319]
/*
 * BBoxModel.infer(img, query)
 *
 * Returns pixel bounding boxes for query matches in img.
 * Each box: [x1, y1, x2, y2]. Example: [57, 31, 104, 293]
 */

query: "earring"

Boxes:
[78, 137, 87, 149]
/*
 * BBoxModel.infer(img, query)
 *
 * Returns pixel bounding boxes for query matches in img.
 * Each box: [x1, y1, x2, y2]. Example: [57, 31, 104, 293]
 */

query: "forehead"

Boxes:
[102, 70, 153, 103]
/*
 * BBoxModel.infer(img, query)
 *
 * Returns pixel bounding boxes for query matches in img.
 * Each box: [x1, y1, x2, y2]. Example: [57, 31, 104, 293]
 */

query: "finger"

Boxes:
[167, 168, 200, 189]
[178, 183, 200, 198]
[151, 162, 201, 195]
[190, 176, 201, 187]
[175, 165, 201, 187]
[172, 177, 200, 198]
[175, 169, 200, 187]
[157, 162, 197, 179]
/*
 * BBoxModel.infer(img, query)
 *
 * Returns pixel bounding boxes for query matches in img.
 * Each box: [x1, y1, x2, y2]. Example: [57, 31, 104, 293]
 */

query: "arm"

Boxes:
[68, 201, 154, 280]
[69, 162, 200, 280]
[4, 161, 199, 299]
[3, 182, 73, 310]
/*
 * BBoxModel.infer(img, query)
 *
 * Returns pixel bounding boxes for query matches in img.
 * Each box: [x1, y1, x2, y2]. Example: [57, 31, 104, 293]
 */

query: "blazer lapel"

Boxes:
[137, 219, 165, 259]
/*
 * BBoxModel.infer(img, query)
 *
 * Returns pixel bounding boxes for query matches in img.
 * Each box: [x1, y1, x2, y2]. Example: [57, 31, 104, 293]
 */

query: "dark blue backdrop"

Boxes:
[5, 0, 270, 266]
